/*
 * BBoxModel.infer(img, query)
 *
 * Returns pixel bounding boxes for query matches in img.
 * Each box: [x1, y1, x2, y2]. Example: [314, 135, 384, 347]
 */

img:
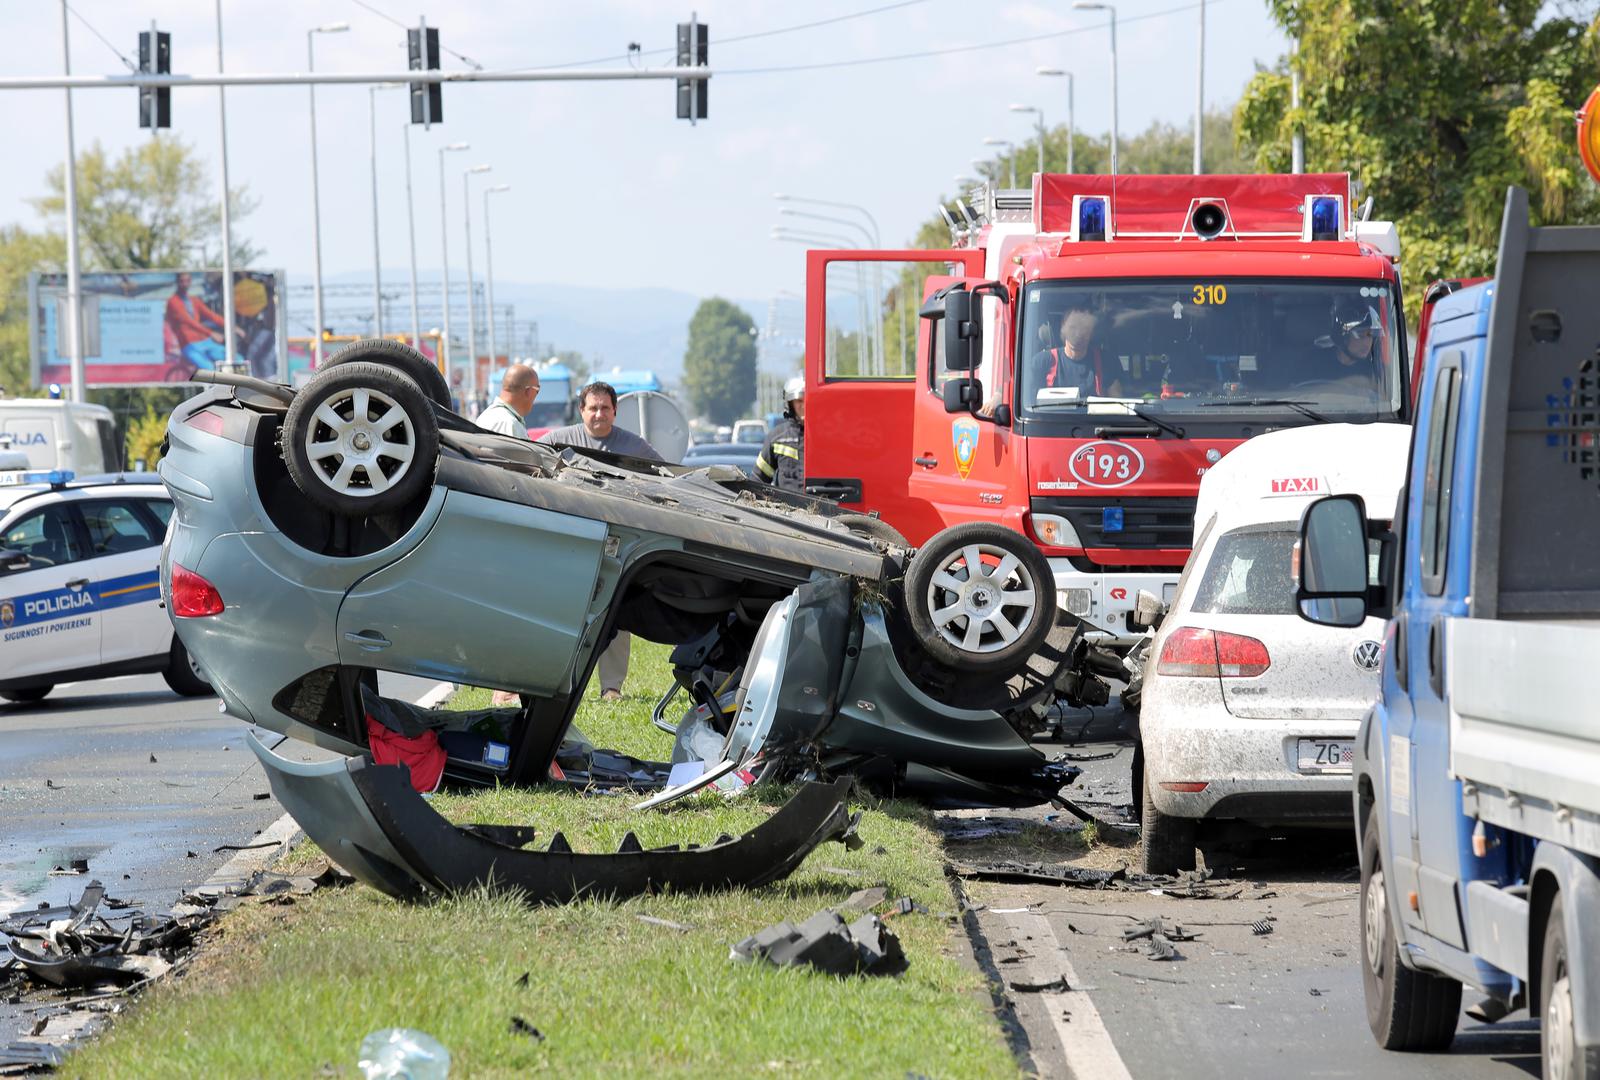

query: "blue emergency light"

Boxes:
[1076, 197, 1108, 242]
[1101, 506, 1125, 533]
[8, 470, 74, 487]
[1308, 196, 1341, 241]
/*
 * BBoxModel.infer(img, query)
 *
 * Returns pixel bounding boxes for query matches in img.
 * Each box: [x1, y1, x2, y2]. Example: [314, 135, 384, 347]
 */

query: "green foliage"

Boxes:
[682, 297, 758, 424]
[0, 226, 64, 397]
[32, 135, 260, 270]
[1236, 1, 1600, 317]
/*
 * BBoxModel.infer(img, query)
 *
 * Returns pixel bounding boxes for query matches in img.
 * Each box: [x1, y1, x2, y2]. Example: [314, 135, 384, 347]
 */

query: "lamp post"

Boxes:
[483, 184, 510, 376]
[462, 163, 492, 405]
[982, 137, 1017, 188]
[776, 207, 874, 246]
[771, 193, 881, 245]
[1071, 2, 1118, 177]
[367, 83, 403, 337]
[213, 1, 238, 373]
[1009, 104, 1045, 177]
[436, 142, 469, 369]
[306, 21, 348, 369]
[400, 123, 421, 350]
[1194, 0, 1205, 173]
[1036, 69, 1076, 174]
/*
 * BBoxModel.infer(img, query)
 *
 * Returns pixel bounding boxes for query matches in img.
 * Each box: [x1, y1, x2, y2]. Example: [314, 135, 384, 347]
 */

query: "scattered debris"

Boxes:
[45, 859, 88, 876]
[935, 818, 1026, 842]
[1143, 936, 1180, 961]
[508, 1016, 545, 1042]
[636, 915, 694, 932]
[732, 909, 907, 977]
[953, 861, 1240, 899]
[1112, 969, 1188, 986]
[1251, 920, 1274, 936]
[252, 791, 271, 801]
[1309, 988, 1326, 997]
[1121, 918, 1198, 944]
[1008, 975, 1072, 993]
[358, 1028, 451, 1079]
[148, 754, 157, 764]
[832, 887, 888, 914]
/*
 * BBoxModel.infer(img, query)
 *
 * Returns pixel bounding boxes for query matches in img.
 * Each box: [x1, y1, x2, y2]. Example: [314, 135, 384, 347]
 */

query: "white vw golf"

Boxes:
[1136, 424, 1410, 873]
[0, 471, 210, 704]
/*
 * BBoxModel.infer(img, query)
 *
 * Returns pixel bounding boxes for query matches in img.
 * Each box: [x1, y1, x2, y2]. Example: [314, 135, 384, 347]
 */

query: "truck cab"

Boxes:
[1298, 188, 1600, 1078]
[805, 174, 1410, 645]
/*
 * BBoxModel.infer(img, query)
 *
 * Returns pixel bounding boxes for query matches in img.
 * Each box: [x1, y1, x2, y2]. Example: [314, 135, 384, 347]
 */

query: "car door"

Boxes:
[74, 496, 168, 665]
[0, 500, 100, 680]
[803, 249, 985, 541]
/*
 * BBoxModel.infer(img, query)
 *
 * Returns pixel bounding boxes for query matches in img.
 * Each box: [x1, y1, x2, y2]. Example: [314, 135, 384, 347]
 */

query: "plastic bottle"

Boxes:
[358, 1028, 451, 1080]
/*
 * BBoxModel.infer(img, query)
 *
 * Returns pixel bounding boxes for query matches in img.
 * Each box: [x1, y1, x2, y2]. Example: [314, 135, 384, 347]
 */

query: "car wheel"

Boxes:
[283, 361, 441, 517]
[163, 637, 213, 697]
[1360, 809, 1460, 1050]
[904, 521, 1056, 674]
[1540, 893, 1600, 1080]
[835, 512, 910, 550]
[1, 686, 52, 704]
[1139, 759, 1196, 874]
[319, 337, 452, 409]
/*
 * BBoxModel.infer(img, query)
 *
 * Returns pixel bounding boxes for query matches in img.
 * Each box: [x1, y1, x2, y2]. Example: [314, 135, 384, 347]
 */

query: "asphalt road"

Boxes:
[0, 670, 436, 1048]
[956, 746, 1542, 1080]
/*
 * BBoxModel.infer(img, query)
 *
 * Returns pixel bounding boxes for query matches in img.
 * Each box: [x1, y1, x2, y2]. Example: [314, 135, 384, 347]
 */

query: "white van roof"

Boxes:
[1194, 422, 1412, 540]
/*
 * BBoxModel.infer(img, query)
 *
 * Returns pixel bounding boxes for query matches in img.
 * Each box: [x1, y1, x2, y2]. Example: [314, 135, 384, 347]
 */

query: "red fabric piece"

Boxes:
[366, 715, 446, 794]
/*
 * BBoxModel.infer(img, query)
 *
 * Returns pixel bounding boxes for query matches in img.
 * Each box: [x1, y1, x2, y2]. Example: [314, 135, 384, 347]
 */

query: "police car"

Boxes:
[0, 471, 209, 704]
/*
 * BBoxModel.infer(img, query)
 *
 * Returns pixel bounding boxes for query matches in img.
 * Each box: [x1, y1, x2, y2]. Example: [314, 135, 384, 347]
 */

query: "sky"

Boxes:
[1, 1, 1291, 312]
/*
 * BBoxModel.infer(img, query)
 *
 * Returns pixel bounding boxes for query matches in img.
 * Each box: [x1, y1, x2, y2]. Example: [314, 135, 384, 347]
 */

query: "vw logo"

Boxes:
[1353, 640, 1383, 671]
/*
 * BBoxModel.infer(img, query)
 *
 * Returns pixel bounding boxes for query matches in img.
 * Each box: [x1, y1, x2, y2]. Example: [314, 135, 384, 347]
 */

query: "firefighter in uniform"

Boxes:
[756, 377, 806, 492]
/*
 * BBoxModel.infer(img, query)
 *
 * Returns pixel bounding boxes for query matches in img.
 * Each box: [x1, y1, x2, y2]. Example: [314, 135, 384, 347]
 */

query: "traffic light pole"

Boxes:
[57, 0, 85, 403]
[215, 0, 237, 373]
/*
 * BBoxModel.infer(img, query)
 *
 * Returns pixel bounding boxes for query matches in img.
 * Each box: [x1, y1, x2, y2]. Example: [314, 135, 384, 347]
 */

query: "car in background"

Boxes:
[681, 441, 762, 477]
[1134, 423, 1410, 873]
[0, 471, 211, 704]
[731, 419, 768, 445]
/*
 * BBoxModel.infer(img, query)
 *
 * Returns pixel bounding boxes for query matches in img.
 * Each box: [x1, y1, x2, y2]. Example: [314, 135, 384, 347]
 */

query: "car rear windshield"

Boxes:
[1017, 277, 1406, 422]
[1194, 522, 1384, 616]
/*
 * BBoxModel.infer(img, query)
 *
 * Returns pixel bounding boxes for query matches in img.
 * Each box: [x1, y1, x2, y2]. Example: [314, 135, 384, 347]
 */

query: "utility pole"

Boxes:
[214, 2, 238, 372]
[1194, 0, 1205, 173]
[59, 1, 85, 402]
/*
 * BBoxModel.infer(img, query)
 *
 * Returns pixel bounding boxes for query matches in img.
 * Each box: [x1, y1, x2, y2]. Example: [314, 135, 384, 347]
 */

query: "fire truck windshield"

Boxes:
[1017, 278, 1405, 422]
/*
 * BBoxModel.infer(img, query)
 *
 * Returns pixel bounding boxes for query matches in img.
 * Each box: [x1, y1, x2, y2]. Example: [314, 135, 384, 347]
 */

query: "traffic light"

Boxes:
[676, 19, 707, 122]
[408, 24, 442, 127]
[138, 30, 170, 129]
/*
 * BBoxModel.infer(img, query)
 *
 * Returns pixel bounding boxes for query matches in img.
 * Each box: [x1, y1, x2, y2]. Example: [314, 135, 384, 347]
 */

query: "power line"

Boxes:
[346, 0, 485, 70]
[717, 0, 1225, 75]
[65, 2, 136, 72]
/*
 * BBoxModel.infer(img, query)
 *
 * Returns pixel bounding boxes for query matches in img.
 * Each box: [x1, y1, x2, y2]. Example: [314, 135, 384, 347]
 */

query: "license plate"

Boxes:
[1297, 738, 1354, 773]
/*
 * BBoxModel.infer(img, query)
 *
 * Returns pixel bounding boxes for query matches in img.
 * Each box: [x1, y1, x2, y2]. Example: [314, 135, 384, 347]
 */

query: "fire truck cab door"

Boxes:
[803, 250, 984, 543]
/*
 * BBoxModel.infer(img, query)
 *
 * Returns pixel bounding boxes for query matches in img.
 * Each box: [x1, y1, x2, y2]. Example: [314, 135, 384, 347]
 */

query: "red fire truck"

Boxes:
[803, 173, 1411, 645]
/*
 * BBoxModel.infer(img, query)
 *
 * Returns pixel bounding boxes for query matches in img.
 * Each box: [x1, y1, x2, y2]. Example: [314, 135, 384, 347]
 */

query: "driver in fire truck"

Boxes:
[1025, 306, 1124, 402]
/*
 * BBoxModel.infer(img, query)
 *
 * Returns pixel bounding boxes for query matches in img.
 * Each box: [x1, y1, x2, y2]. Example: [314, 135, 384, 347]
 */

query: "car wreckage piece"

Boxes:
[249, 732, 861, 903]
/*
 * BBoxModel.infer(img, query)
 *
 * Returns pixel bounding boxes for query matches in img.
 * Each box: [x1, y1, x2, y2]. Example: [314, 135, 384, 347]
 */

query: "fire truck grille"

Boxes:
[1042, 497, 1198, 550]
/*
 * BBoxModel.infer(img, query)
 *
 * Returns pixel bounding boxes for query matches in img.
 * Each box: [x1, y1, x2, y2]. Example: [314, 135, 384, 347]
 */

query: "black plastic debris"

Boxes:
[952, 861, 1242, 899]
[731, 909, 907, 976]
[1008, 975, 1072, 993]
[508, 1016, 545, 1041]
[1251, 919, 1274, 936]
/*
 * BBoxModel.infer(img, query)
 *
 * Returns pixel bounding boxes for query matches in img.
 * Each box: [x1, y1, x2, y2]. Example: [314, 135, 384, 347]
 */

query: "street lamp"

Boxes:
[1036, 69, 1076, 174]
[771, 193, 881, 245]
[776, 207, 875, 245]
[953, 175, 982, 188]
[400, 123, 421, 350]
[982, 137, 1017, 188]
[1009, 104, 1046, 177]
[462, 163, 492, 403]
[483, 184, 511, 374]
[1072, 2, 1119, 177]
[368, 83, 404, 338]
[436, 142, 470, 369]
[306, 21, 349, 370]
[1195, 0, 1205, 173]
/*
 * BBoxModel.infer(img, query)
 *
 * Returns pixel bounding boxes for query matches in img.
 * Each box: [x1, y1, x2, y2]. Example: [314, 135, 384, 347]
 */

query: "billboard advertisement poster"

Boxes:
[285, 333, 443, 387]
[29, 269, 287, 387]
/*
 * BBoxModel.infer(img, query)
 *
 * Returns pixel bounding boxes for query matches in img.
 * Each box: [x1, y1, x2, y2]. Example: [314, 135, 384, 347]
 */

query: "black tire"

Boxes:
[836, 512, 910, 550]
[904, 521, 1056, 675]
[283, 361, 440, 517]
[1360, 810, 1460, 1050]
[1139, 759, 1196, 874]
[1, 686, 52, 704]
[163, 637, 213, 697]
[320, 337, 453, 409]
[1541, 893, 1600, 1080]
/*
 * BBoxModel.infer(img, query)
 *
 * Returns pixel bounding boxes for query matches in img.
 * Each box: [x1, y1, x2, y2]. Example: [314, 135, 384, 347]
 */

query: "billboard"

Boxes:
[285, 332, 444, 386]
[29, 269, 287, 387]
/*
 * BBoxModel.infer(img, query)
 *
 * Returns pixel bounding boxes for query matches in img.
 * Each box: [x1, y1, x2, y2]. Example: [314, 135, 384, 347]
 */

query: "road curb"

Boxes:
[200, 680, 456, 891]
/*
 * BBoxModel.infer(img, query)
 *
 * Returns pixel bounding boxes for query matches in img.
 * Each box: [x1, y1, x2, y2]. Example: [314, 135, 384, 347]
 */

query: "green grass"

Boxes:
[62, 638, 1019, 1080]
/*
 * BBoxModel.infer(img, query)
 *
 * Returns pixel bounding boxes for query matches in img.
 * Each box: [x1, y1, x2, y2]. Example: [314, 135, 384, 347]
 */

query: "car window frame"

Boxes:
[1, 499, 92, 572]
[75, 496, 165, 558]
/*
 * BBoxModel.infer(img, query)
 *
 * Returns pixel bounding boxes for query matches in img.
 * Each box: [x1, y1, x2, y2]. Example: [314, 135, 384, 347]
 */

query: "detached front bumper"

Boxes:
[1142, 709, 1360, 824]
[249, 732, 861, 903]
[1047, 560, 1177, 646]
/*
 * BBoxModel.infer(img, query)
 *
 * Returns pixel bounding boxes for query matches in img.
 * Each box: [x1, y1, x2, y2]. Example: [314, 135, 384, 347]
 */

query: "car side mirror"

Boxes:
[943, 290, 981, 371]
[1296, 495, 1372, 627]
[943, 377, 984, 414]
[990, 403, 1013, 428]
[1128, 588, 1165, 630]
[0, 548, 29, 574]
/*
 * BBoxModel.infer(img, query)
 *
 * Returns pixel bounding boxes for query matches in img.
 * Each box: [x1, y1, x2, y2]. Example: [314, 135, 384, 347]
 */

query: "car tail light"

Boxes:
[1160, 781, 1209, 793]
[1156, 627, 1270, 678]
[171, 564, 224, 617]
[184, 409, 226, 436]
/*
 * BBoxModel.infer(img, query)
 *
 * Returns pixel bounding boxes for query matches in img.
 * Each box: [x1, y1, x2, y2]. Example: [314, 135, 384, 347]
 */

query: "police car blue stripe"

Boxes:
[0, 569, 160, 631]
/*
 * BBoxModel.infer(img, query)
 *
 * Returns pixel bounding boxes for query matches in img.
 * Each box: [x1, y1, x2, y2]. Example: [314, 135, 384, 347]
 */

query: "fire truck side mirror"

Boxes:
[942, 377, 983, 414]
[943, 290, 981, 371]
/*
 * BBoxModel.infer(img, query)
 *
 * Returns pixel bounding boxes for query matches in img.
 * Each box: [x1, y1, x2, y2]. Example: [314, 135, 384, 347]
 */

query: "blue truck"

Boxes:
[1296, 187, 1600, 1079]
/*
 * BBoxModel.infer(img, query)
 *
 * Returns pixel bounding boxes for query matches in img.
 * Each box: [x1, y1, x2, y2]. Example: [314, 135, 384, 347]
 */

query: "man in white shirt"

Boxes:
[473, 364, 540, 438]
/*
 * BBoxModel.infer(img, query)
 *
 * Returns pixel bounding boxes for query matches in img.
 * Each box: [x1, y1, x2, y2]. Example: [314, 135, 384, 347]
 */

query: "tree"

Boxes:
[1235, 2, 1600, 317]
[682, 298, 757, 425]
[0, 226, 64, 397]
[31, 135, 260, 270]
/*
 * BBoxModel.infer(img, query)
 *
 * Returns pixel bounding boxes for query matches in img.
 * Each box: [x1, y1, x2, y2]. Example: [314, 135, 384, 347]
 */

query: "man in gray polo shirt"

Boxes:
[537, 381, 663, 701]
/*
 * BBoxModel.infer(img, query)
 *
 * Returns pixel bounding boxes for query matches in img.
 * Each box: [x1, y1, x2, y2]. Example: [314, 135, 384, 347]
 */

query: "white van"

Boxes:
[0, 400, 119, 477]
